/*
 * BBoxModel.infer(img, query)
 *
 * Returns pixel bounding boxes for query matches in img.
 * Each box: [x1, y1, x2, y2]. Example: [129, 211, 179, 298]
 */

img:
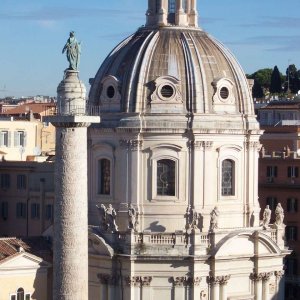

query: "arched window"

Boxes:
[157, 159, 175, 196]
[98, 159, 111, 195]
[222, 159, 235, 196]
[17, 288, 24, 300]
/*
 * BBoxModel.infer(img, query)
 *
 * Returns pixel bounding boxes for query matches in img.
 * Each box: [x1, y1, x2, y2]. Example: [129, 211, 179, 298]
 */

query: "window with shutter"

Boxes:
[266, 197, 277, 210]
[1, 201, 8, 220]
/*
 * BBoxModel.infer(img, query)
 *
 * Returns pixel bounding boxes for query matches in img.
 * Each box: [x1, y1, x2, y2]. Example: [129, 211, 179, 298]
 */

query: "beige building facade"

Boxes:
[0, 161, 54, 237]
[0, 237, 52, 300]
[0, 118, 55, 161]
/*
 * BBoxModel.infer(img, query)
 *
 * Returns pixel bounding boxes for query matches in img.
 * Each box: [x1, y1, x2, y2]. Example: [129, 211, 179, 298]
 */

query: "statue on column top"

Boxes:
[62, 31, 81, 71]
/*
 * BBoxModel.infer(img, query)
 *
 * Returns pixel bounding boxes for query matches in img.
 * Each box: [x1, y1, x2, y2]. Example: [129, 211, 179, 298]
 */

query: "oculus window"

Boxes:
[221, 159, 234, 196]
[157, 159, 175, 196]
[98, 159, 111, 195]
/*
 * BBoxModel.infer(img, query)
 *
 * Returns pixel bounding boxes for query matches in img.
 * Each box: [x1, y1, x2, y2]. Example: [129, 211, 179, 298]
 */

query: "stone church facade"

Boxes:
[86, 1, 289, 299]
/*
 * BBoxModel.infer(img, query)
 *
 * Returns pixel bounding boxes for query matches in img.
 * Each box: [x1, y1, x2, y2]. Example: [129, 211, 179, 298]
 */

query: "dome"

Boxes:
[89, 1, 257, 130]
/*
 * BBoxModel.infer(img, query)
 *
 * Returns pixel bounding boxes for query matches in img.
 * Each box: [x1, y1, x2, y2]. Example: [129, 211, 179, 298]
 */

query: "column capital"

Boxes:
[274, 270, 284, 280]
[217, 275, 231, 285]
[125, 276, 141, 287]
[141, 276, 152, 287]
[250, 272, 263, 282]
[171, 276, 185, 286]
[207, 275, 221, 286]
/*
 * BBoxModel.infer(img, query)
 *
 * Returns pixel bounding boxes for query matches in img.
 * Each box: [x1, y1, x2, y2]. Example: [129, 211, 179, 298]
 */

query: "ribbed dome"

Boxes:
[89, 1, 257, 131]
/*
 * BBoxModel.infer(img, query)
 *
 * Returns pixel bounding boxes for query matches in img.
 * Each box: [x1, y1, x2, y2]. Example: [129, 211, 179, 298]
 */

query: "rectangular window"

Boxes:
[16, 202, 27, 219]
[266, 166, 277, 178]
[45, 204, 53, 221]
[0, 130, 9, 147]
[287, 198, 298, 213]
[0, 173, 10, 189]
[286, 226, 298, 241]
[288, 166, 299, 178]
[10, 295, 16, 300]
[266, 197, 278, 210]
[157, 159, 175, 196]
[1, 201, 8, 220]
[31, 203, 40, 219]
[17, 174, 27, 190]
[25, 294, 31, 300]
[98, 159, 111, 195]
[14, 130, 26, 147]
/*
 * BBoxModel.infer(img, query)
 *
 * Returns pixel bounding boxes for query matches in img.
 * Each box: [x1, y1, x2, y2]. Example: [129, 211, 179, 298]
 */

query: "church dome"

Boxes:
[89, 0, 256, 129]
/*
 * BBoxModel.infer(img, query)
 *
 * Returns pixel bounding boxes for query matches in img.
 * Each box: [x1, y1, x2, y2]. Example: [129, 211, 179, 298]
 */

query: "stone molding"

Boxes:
[125, 276, 153, 287]
[207, 275, 230, 286]
[188, 141, 214, 150]
[250, 272, 273, 282]
[119, 139, 143, 150]
[171, 276, 202, 287]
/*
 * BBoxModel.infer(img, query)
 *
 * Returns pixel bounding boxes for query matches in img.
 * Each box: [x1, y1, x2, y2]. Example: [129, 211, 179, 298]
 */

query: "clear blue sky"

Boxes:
[0, 0, 299, 97]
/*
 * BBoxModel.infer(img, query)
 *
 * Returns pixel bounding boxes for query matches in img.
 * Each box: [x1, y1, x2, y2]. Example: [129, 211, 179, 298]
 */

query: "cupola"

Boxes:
[146, 0, 198, 27]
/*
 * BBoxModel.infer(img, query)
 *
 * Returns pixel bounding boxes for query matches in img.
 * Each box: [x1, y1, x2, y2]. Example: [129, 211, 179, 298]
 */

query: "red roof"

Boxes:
[0, 237, 52, 262]
[0, 102, 56, 115]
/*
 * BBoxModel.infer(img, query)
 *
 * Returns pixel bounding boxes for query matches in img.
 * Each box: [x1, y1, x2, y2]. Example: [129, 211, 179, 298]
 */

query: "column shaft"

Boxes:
[53, 126, 88, 300]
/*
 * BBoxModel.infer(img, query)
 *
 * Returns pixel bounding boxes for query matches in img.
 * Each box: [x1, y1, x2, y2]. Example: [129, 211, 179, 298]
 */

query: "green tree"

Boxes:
[252, 79, 264, 99]
[285, 64, 300, 94]
[249, 68, 273, 90]
[270, 66, 282, 94]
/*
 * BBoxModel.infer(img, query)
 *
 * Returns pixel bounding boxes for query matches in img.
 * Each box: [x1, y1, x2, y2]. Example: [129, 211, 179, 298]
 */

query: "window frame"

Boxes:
[287, 198, 298, 213]
[17, 174, 27, 190]
[286, 225, 298, 242]
[97, 158, 111, 196]
[151, 155, 179, 201]
[16, 202, 27, 219]
[0, 173, 10, 189]
[0, 130, 9, 147]
[266, 165, 278, 178]
[288, 166, 299, 178]
[31, 203, 40, 219]
[156, 158, 176, 196]
[221, 159, 235, 196]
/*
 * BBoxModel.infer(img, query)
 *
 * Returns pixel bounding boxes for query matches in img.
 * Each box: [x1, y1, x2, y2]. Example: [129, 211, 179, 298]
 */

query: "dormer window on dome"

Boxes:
[146, 0, 198, 27]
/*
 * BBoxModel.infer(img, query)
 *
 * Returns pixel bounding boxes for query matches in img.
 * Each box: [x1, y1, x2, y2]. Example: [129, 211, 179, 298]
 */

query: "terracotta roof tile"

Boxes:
[0, 237, 52, 262]
[0, 102, 55, 115]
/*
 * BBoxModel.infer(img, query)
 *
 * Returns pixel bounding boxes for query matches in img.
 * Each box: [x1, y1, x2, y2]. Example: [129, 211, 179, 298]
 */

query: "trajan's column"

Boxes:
[46, 32, 100, 300]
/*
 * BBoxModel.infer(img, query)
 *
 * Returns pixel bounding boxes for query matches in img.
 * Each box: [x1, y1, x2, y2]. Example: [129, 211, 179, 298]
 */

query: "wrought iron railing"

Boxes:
[45, 102, 100, 117]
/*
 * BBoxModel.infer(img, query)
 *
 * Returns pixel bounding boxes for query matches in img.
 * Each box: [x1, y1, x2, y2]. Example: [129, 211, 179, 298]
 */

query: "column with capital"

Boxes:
[207, 276, 220, 300]
[219, 275, 231, 300]
[262, 272, 273, 300]
[125, 276, 141, 300]
[250, 273, 263, 300]
[141, 277, 152, 300]
[172, 277, 186, 300]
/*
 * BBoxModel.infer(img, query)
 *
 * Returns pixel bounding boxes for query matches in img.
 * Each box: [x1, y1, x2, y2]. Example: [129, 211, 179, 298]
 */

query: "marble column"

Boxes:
[250, 273, 263, 300]
[172, 277, 185, 300]
[259, 272, 272, 300]
[141, 277, 152, 300]
[219, 275, 231, 300]
[207, 276, 220, 300]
